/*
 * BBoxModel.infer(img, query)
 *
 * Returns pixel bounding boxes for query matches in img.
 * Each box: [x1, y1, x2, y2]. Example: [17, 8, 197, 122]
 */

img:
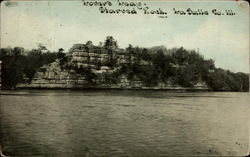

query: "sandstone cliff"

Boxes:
[17, 43, 209, 90]
[17, 60, 208, 90]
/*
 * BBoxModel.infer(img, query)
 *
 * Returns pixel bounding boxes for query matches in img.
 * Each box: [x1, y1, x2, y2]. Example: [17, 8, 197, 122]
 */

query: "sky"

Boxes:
[0, 0, 249, 73]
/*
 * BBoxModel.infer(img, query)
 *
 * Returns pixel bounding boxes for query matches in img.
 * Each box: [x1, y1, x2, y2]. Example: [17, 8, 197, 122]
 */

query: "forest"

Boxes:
[0, 36, 249, 91]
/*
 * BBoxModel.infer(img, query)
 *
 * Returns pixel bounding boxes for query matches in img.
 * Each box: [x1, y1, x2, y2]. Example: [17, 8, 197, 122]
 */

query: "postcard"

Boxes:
[0, 0, 249, 156]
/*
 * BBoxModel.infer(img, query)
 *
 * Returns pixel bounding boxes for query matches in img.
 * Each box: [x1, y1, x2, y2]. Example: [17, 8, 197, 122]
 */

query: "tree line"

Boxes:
[0, 45, 61, 88]
[0, 36, 249, 91]
[103, 44, 248, 91]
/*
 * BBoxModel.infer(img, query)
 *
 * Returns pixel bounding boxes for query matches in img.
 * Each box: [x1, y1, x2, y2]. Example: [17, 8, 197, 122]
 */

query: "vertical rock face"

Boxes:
[17, 43, 209, 90]
[18, 60, 88, 88]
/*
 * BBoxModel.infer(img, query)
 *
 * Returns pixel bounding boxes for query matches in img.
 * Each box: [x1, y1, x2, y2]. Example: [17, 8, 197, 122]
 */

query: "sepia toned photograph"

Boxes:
[0, 0, 249, 156]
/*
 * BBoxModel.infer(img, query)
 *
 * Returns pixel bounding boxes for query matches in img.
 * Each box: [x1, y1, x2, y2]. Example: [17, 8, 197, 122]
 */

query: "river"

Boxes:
[0, 90, 249, 157]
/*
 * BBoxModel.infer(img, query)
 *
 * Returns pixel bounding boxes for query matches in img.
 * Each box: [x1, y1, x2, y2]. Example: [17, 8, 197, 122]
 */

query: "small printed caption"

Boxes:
[82, 0, 236, 18]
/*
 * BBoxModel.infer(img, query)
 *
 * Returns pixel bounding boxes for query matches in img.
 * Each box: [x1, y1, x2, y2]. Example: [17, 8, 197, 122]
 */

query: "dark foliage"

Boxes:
[0, 47, 58, 88]
[0, 41, 249, 91]
[122, 45, 249, 91]
[74, 66, 97, 85]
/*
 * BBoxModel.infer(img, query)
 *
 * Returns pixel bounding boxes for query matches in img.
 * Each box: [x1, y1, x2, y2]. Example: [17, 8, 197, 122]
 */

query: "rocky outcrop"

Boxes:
[17, 43, 209, 90]
[17, 60, 88, 88]
[17, 60, 208, 90]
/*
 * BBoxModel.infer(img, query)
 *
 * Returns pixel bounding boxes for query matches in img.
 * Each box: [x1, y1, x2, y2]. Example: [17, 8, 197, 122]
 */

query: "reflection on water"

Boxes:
[0, 90, 249, 156]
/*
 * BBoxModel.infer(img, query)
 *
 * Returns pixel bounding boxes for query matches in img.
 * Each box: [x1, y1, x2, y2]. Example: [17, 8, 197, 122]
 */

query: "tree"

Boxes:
[75, 66, 97, 85]
[141, 48, 150, 61]
[37, 43, 47, 53]
[57, 48, 65, 59]
[104, 36, 118, 67]
[126, 44, 133, 52]
[173, 47, 189, 64]
[86, 41, 93, 48]
[152, 50, 166, 80]
[58, 48, 64, 53]
[13, 47, 24, 56]
[104, 36, 118, 50]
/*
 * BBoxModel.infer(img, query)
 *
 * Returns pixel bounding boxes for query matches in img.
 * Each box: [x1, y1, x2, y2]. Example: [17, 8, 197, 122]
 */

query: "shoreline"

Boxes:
[0, 86, 232, 92]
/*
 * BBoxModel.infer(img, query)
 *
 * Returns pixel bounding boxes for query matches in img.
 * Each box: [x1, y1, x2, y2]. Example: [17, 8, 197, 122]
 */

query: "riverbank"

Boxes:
[1, 43, 248, 92]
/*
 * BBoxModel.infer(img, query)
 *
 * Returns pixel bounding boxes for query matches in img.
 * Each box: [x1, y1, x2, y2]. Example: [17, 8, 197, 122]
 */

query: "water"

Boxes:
[0, 90, 249, 157]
